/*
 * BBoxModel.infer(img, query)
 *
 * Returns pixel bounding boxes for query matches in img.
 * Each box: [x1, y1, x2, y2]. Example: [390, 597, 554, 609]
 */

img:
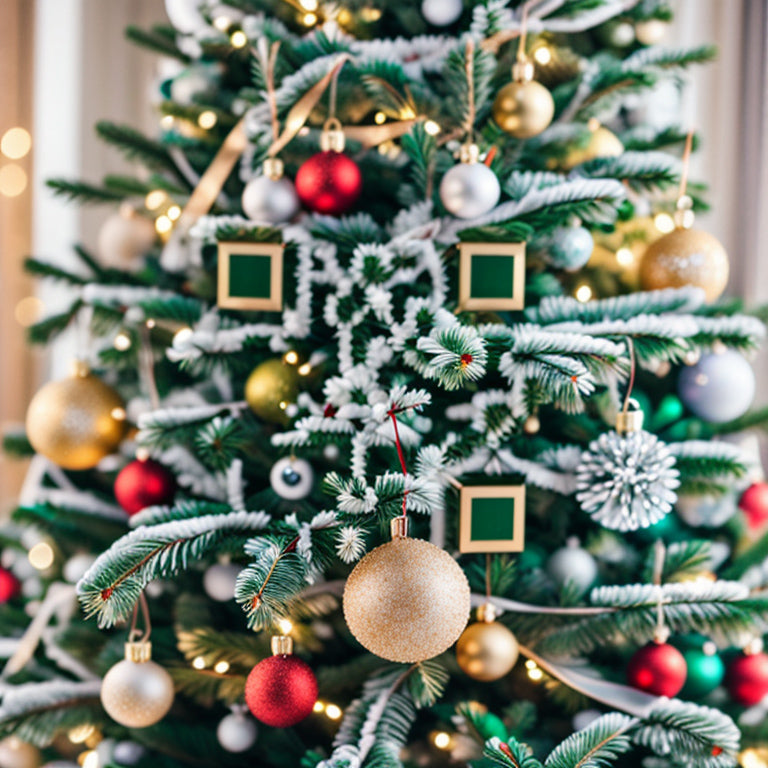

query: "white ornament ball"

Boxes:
[170, 66, 216, 105]
[241, 175, 300, 225]
[270, 457, 314, 500]
[0, 738, 42, 768]
[164, 0, 208, 33]
[549, 226, 594, 271]
[63, 553, 97, 584]
[217, 712, 258, 753]
[101, 649, 175, 728]
[323, 443, 340, 461]
[677, 350, 755, 423]
[572, 709, 603, 731]
[439, 162, 500, 219]
[203, 563, 242, 602]
[547, 539, 598, 597]
[609, 21, 635, 47]
[112, 742, 147, 766]
[676, 492, 738, 528]
[98, 213, 156, 268]
[635, 19, 668, 45]
[421, 0, 463, 26]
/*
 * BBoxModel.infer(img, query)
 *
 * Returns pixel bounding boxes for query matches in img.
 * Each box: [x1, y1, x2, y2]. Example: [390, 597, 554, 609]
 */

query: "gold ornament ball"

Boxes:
[101, 643, 175, 728]
[245, 358, 300, 425]
[25, 365, 126, 470]
[561, 126, 624, 170]
[493, 80, 555, 139]
[456, 620, 520, 682]
[343, 535, 471, 663]
[0, 738, 42, 768]
[639, 227, 729, 303]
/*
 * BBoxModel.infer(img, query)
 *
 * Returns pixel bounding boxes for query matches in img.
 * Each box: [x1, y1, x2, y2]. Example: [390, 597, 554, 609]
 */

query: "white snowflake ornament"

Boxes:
[575, 405, 680, 531]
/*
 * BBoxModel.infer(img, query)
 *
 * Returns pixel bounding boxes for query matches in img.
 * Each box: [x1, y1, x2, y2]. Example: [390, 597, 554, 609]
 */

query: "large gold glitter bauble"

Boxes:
[343, 519, 470, 663]
[493, 79, 555, 139]
[244, 358, 299, 425]
[25, 362, 126, 470]
[101, 642, 175, 728]
[639, 227, 729, 303]
[456, 605, 519, 681]
[0, 738, 42, 768]
[561, 126, 624, 170]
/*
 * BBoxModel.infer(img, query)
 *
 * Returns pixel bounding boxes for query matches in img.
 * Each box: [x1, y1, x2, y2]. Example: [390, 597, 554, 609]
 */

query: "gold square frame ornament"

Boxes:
[459, 484, 526, 553]
[217, 241, 284, 311]
[458, 241, 526, 311]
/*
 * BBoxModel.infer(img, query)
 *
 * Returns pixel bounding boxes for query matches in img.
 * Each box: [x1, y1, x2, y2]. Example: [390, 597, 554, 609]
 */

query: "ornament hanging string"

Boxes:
[485, 553, 492, 600]
[621, 335, 636, 418]
[464, 39, 476, 144]
[677, 130, 694, 203]
[128, 592, 152, 644]
[259, 37, 282, 146]
[517, 4, 529, 62]
[139, 324, 161, 411]
[652, 539, 669, 643]
[388, 408, 410, 520]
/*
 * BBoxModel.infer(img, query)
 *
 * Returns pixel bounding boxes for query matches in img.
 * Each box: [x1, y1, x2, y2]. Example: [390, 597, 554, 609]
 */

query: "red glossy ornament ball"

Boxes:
[245, 654, 318, 727]
[114, 458, 176, 516]
[295, 151, 362, 215]
[627, 641, 687, 697]
[725, 652, 768, 706]
[0, 568, 20, 603]
[739, 482, 768, 530]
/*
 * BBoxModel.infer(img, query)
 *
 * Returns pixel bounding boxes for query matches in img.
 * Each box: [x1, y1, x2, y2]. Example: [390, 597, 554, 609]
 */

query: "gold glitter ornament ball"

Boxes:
[493, 80, 555, 139]
[639, 227, 729, 303]
[25, 363, 126, 470]
[101, 642, 175, 728]
[456, 611, 519, 682]
[0, 738, 42, 768]
[560, 125, 623, 170]
[245, 358, 299, 425]
[343, 526, 470, 663]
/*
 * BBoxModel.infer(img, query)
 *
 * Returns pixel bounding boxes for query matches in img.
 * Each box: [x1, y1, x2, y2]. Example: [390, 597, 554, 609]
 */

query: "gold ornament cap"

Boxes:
[70, 359, 91, 378]
[320, 118, 345, 153]
[616, 399, 645, 435]
[459, 143, 480, 164]
[263, 157, 284, 180]
[124, 641, 152, 663]
[271, 635, 294, 656]
[477, 602, 498, 623]
[390, 516, 409, 539]
[512, 59, 535, 83]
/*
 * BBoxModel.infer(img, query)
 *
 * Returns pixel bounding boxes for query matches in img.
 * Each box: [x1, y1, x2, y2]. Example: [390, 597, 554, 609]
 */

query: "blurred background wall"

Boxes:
[1, 0, 766, 513]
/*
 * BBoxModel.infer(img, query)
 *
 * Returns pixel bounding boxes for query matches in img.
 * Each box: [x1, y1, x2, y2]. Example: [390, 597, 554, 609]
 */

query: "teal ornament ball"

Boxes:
[548, 226, 594, 271]
[680, 643, 724, 698]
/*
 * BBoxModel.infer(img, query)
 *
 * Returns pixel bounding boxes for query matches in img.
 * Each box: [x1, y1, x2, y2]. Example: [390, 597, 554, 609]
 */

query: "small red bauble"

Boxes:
[114, 458, 176, 516]
[0, 567, 20, 603]
[627, 641, 687, 697]
[739, 482, 768, 530]
[725, 652, 768, 706]
[245, 653, 318, 727]
[295, 151, 362, 216]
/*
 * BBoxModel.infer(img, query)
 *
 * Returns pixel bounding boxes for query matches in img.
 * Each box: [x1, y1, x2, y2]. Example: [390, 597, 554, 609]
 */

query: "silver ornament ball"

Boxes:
[421, 0, 463, 26]
[547, 539, 598, 596]
[101, 646, 175, 728]
[241, 175, 300, 224]
[439, 161, 500, 219]
[203, 563, 242, 602]
[63, 553, 96, 584]
[549, 226, 594, 271]
[270, 457, 314, 500]
[98, 212, 156, 268]
[217, 712, 258, 753]
[112, 742, 147, 766]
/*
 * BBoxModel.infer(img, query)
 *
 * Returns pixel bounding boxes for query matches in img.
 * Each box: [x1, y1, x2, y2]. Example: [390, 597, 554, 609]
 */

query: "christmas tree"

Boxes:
[3, 2, 768, 768]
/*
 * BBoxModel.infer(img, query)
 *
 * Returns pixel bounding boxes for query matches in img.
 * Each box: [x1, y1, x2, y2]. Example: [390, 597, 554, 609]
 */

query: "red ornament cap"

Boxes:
[114, 458, 177, 516]
[627, 641, 687, 697]
[739, 482, 768, 530]
[244, 653, 318, 727]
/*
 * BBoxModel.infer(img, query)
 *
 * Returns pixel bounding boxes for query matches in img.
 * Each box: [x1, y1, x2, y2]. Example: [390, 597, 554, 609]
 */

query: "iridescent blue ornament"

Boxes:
[677, 350, 755, 423]
[548, 226, 594, 271]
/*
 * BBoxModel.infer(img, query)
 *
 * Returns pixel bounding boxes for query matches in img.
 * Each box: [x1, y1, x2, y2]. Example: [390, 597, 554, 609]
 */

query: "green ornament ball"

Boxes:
[652, 394, 684, 431]
[680, 645, 724, 698]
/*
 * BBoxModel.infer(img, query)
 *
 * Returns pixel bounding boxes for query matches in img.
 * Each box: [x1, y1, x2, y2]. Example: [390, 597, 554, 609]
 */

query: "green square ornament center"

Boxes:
[470, 254, 516, 299]
[228, 253, 272, 299]
[470, 497, 517, 541]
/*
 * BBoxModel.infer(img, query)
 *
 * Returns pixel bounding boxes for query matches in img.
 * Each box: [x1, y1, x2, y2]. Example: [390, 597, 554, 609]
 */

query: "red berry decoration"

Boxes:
[295, 120, 361, 216]
[739, 482, 768, 530]
[627, 641, 687, 697]
[0, 567, 20, 603]
[245, 637, 318, 727]
[725, 651, 768, 706]
[114, 457, 176, 516]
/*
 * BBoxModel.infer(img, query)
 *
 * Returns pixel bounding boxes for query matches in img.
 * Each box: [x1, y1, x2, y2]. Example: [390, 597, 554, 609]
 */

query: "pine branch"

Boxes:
[125, 24, 191, 62]
[24, 257, 90, 285]
[46, 178, 126, 204]
[484, 736, 544, 768]
[544, 712, 635, 768]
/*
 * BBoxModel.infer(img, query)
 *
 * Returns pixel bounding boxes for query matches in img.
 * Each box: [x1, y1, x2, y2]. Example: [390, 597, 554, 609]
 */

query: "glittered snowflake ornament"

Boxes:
[576, 405, 680, 531]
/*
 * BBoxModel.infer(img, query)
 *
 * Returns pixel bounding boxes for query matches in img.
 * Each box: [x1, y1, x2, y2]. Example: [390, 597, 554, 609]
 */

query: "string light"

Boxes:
[192, 656, 206, 670]
[527, 667, 544, 681]
[213, 14, 232, 31]
[167, 204, 182, 221]
[113, 332, 132, 351]
[360, 7, 382, 21]
[313, 700, 325, 713]
[198, 110, 218, 129]
[298, 363, 312, 376]
[284, 351, 299, 365]
[68, 725, 95, 744]
[110, 407, 127, 422]
[533, 46, 552, 65]
[432, 731, 453, 750]
[155, 215, 173, 235]
[575, 284, 593, 302]
[740, 749, 768, 768]
[80, 750, 99, 768]
[146, 318, 156, 329]
[277, 617, 294, 634]
[28, 542, 54, 570]
[174, 327, 194, 346]
[14, 296, 43, 327]
[1, 127, 32, 159]
[160, 115, 175, 130]
[0, 164, 27, 197]
[302, 12, 318, 25]
[654, 212, 675, 233]
[325, 704, 342, 720]
[214, 660, 230, 674]
[615, 247, 634, 266]
[230, 30, 248, 48]
[299, 0, 319, 8]
[424, 120, 441, 136]
[145, 190, 167, 210]
[374, 112, 387, 125]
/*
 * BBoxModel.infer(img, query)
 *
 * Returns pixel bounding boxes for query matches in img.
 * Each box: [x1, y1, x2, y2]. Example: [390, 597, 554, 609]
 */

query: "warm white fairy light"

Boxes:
[155, 215, 173, 235]
[533, 46, 552, 64]
[81, 750, 99, 768]
[433, 732, 452, 750]
[575, 284, 593, 302]
[325, 704, 342, 720]
[424, 120, 441, 136]
[145, 190, 166, 210]
[113, 332, 132, 351]
[302, 12, 318, 25]
[230, 30, 248, 48]
[284, 350, 299, 365]
[160, 115, 175, 130]
[1, 127, 32, 159]
[14, 296, 43, 327]
[374, 112, 387, 125]
[167, 204, 182, 221]
[615, 247, 634, 266]
[298, 363, 312, 376]
[313, 700, 325, 713]
[654, 212, 675, 233]
[198, 110, 217, 129]
[0, 164, 27, 197]
[299, 0, 318, 9]
[277, 617, 294, 634]
[214, 660, 230, 674]
[192, 656, 206, 670]
[174, 327, 194, 346]
[68, 725, 95, 744]
[29, 542, 54, 570]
